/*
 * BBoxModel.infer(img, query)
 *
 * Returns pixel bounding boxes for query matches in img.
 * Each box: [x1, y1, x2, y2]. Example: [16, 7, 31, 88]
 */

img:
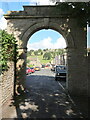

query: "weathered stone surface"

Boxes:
[0, 62, 14, 105]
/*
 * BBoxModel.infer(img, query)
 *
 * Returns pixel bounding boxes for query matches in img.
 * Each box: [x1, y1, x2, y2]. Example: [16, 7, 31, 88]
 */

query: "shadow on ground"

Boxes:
[10, 75, 89, 119]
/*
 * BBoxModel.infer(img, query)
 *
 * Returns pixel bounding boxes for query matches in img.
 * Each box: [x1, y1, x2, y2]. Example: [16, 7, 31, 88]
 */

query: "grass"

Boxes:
[29, 55, 52, 64]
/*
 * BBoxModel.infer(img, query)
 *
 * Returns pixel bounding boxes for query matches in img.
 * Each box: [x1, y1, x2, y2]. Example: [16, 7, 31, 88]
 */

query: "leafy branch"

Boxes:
[0, 30, 18, 72]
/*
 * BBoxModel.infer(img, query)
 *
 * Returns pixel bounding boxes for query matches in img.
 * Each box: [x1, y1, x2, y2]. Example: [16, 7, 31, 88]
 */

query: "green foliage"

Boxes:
[38, 55, 52, 64]
[57, 49, 65, 55]
[41, 51, 43, 55]
[51, 51, 55, 58]
[27, 48, 66, 64]
[0, 30, 17, 72]
[43, 48, 48, 51]
[26, 59, 30, 64]
[27, 49, 34, 56]
[27, 49, 43, 56]
[38, 49, 42, 53]
[38, 49, 43, 55]
[43, 52, 52, 60]
[34, 50, 38, 55]
[28, 64, 34, 68]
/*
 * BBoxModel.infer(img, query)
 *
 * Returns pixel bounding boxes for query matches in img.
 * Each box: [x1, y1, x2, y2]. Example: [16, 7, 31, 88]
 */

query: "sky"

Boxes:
[87, 26, 90, 48]
[27, 29, 66, 50]
[0, 0, 90, 49]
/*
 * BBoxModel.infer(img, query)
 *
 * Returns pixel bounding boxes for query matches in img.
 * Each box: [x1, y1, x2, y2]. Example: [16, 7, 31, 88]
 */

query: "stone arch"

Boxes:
[21, 21, 75, 49]
[20, 20, 76, 94]
[4, 5, 87, 96]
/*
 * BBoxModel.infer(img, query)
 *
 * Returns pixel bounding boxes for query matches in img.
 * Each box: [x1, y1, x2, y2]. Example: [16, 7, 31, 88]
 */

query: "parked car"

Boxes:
[34, 66, 40, 71]
[26, 68, 32, 75]
[45, 64, 50, 67]
[42, 64, 45, 68]
[30, 67, 35, 73]
[55, 65, 67, 80]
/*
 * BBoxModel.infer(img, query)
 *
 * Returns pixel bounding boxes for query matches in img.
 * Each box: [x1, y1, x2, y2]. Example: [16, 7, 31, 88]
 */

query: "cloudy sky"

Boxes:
[0, 0, 90, 49]
[27, 29, 66, 50]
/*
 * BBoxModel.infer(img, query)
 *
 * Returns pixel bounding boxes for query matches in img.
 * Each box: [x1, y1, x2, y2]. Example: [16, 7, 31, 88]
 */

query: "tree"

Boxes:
[58, 49, 65, 55]
[27, 49, 34, 56]
[51, 51, 55, 58]
[43, 52, 52, 60]
[43, 48, 48, 52]
[41, 51, 43, 55]
[38, 49, 43, 55]
[38, 49, 42, 53]
[34, 50, 38, 55]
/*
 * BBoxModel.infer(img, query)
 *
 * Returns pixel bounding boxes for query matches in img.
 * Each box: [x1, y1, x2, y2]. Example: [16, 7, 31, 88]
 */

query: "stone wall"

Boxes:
[0, 62, 14, 111]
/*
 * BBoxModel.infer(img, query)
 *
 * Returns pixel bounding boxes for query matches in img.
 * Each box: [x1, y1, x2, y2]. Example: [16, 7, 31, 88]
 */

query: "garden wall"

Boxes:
[0, 61, 14, 119]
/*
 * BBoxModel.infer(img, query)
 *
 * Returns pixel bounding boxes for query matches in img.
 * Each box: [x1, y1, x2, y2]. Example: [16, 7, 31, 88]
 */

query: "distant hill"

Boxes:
[27, 48, 66, 66]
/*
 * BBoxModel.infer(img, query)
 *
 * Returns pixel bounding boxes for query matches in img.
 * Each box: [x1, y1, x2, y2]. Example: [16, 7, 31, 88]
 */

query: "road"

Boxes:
[2, 68, 87, 119]
[17, 68, 84, 119]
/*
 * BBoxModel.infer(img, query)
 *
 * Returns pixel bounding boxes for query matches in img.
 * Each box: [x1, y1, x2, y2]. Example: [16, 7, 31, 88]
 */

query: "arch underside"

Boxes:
[21, 21, 75, 49]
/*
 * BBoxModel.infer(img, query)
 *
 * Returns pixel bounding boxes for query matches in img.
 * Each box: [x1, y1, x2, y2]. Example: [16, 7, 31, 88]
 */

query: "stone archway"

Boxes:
[4, 5, 88, 96]
[21, 21, 75, 48]
[21, 21, 75, 92]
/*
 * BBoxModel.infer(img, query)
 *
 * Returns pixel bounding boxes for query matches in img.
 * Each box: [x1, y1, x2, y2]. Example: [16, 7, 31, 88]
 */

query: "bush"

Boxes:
[0, 30, 17, 72]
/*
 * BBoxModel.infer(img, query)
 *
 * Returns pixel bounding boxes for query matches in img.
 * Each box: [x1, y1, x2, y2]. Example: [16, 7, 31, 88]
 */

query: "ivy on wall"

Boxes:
[0, 30, 17, 72]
